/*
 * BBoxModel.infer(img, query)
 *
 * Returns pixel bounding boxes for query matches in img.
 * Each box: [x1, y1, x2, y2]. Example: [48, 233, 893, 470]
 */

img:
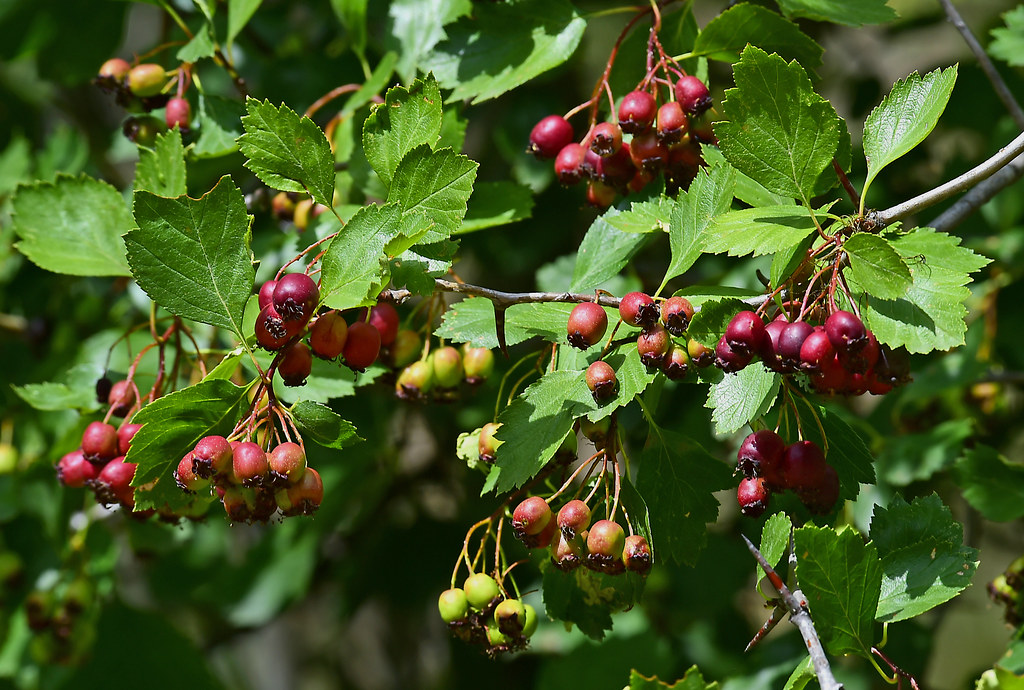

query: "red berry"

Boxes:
[92, 457, 137, 507]
[715, 335, 753, 373]
[567, 302, 608, 350]
[175, 453, 209, 494]
[258, 280, 278, 310]
[278, 467, 323, 517]
[308, 310, 348, 359]
[618, 90, 657, 134]
[799, 327, 835, 372]
[800, 464, 840, 515]
[56, 450, 98, 488]
[512, 496, 552, 537]
[478, 422, 502, 463]
[365, 302, 400, 346]
[674, 75, 712, 116]
[81, 422, 119, 464]
[551, 531, 585, 571]
[278, 341, 312, 387]
[529, 115, 574, 159]
[98, 58, 131, 80]
[556, 499, 592, 537]
[117, 423, 142, 456]
[629, 131, 669, 172]
[618, 292, 658, 328]
[192, 435, 233, 479]
[268, 442, 307, 486]
[586, 360, 618, 402]
[725, 310, 767, 356]
[554, 143, 587, 185]
[255, 303, 302, 351]
[810, 353, 846, 393]
[637, 324, 672, 369]
[232, 442, 270, 488]
[662, 343, 691, 380]
[779, 441, 827, 493]
[824, 310, 867, 354]
[778, 321, 814, 369]
[594, 145, 636, 185]
[762, 319, 788, 372]
[586, 520, 626, 574]
[623, 534, 652, 575]
[165, 97, 191, 130]
[273, 273, 319, 324]
[737, 476, 770, 517]
[589, 122, 623, 157]
[660, 296, 694, 336]
[656, 101, 688, 143]
[107, 380, 136, 418]
[585, 180, 616, 209]
[342, 321, 381, 371]
[736, 430, 785, 487]
[840, 330, 879, 374]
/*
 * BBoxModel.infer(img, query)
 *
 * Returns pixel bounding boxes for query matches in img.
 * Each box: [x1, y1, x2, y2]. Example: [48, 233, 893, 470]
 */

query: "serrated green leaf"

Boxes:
[954, 445, 1024, 522]
[320, 203, 412, 310]
[227, 0, 262, 45]
[687, 297, 749, 347]
[660, 163, 736, 291]
[706, 205, 819, 258]
[716, 46, 840, 201]
[135, 128, 187, 197]
[636, 428, 733, 566]
[795, 525, 882, 658]
[434, 296, 527, 348]
[604, 197, 672, 235]
[362, 75, 443, 186]
[862, 67, 957, 202]
[458, 181, 533, 233]
[706, 364, 780, 435]
[195, 95, 246, 159]
[127, 176, 255, 338]
[620, 475, 652, 548]
[571, 209, 650, 291]
[858, 228, 991, 353]
[427, 0, 585, 104]
[757, 512, 792, 585]
[488, 370, 595, 493]
[629, 666, 719, 690]
[12, 174, 132, 276]
[990, 7, 1024, 68]
[542, 562, 645, 640]
[390, 239, 457, 295]
[177, 25, 216, 62]
[870, 494, 978, 622]
[770, 234, 813, 290]
[876, 419, 972, 486]
[843, 233, 911, 299]
[11, 364, 102, 412]
[692, 3, 822, 69]
[291, 401, 362, 449]
[776, 0, 896, 26]
[385, 0, 472, 83]
[702, 145, 792, 207]
[387, 145, 478, 240]
[238, 98, 335, 207]
[127, 379, 253, 511]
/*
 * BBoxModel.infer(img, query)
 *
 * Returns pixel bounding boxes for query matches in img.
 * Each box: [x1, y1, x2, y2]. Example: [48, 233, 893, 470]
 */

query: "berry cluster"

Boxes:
[511, 496, 652, 577]
[94, 58, 192, 144]
[988, 555, 1024, 626]
[529, 74, 713, 208]
[438, 573, 538, 656]
[733, 431, 839, 517]
[569, 293, 696, 402]
[714, 308, 911, 396]
[394, 342, 495, 403]
[177, 437, 322, 523]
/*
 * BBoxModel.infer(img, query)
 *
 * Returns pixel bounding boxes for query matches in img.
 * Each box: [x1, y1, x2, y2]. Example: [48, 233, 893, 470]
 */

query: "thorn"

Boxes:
[493, 304, 509, 358]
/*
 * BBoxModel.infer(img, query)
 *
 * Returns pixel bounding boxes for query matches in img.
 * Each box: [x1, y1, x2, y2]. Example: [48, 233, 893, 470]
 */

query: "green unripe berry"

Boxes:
[462, 346, 495, 384]
[438, 588, 469, 623]
[127, 63, 167, 97]
[486, 625, 508, 647]
[431, 346, 463, 388]
[522, 603, 538, 637]
[391, 330, 422, 368]
[494, 598, 527, 636]
[395, 360, 434, 400]
[463, 572, 500, 609]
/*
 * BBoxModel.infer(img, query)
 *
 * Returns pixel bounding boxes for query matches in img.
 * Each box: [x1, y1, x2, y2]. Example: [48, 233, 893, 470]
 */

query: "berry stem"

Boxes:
[304, 83, 363, 120]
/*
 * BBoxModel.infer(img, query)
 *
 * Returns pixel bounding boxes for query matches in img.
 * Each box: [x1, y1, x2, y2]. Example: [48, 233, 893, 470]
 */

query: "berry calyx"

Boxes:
[268, 442, 307, 486]
[629, 131, 669, 172]
[165, 97, 191, 130]
[824, 310, 867, 354]
[192, 435, 233, 479]
[715, 336, 752, 373]
[586, 360, 618, 402]
[462, 346, 495, 385]
[175, 453, 208, 494]
[127, 63, 166, 97]
[232, 442, 270, 488]
[92, 457, 137, 507]
[725, 310, 767, 356]
[637, 324, 671, 369]
[737, 477, 770, 518]
[779, 440, 827, 493]
[618, 291, 658, 328]
[512, 496, 552, 537]
[273, 273, 319, 323]
[342, 321, 381, 371]
[463, 573, 500, 610]
[278, 341, 312, 387]
[277, 466, 323, 516]
[478, 422, 502, 463]
[675, 75, 712, 116]
[554, 143, 587, 185]
[618, 90, 657, 134]
[589, 122, 623, 157]
[567, 302, 608, 350]
[660, 296, 694, 335]
[494, 598, 528, 636]
[255, 303, 302, 351]
[623, 534, 652, 575]
[81, 422, 119, 464]
[431, 346, 463, 389]
[688, 338, 714, 367]
[308, 310, 348, 359]
[656, 101, 688, 143]
[551, 531, 585, 571]
[438, 588, 469, 624]
[586, 519, 626, 574]
[736, 430, 785, 486]
[528, 115, 574, 159]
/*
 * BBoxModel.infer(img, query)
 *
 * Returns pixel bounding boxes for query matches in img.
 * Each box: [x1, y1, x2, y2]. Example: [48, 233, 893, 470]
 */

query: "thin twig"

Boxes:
[931, 150, 1024, 231]
[741, 534, 843, 690]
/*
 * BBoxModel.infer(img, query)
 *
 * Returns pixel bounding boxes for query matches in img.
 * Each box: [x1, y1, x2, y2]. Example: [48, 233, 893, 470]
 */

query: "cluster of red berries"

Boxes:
[988, 555, 1024, 626]
[568, 292, 697, 401]
[394, 342, 495, 403]
[512, 496, 651, 577]
[95, 58, 191, 144]
[733, 431, 839, 517]
[175, 436, 322, 523]
[438, 573, 538, 656]
[714, 308, 911, 396]
[528, 75, 713, 208]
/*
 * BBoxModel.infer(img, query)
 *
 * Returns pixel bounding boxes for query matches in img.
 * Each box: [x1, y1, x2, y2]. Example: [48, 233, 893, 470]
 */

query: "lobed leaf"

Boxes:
[459, 181, 534, 233]
[705, 364, 780, 435]
[571, 210, 650, 291]
[990, 7, 1024, 68]
[843, 233, 911, 300]
[135, 129, 187, 198]
[385, 0, 472, 83]
[686, 297, 749, 347]
[362, 75, 444, 186]
[705, 205, 819, 258]
[387, 145, 478, 240]
[11, 363, 102, 412]
[629, 666, 719, 689]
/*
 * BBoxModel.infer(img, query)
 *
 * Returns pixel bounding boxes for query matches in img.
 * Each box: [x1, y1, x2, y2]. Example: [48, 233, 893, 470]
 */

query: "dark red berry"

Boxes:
[779, 441, 827, 493]
[557, 499, 592, 537]
[81, 422, 119, 464]
[799, 327, 835, 372]
[618, 90, 657, 134]
[674, 76, 712, 116]
[268, 442, 306, 486]
[117, 423, 142, 456]
[594, 144, 636, 185]
[660, 296, 694, 335]
[629, 131, 669, 171]
[255, 303, 302, 351]
[623, 534, 652, 575]
[165, 97, 191, 130]
[737, 477, 770, 518]
[736, 430, 785, 487]
[662, 343, 691, 380]
[95, 376, 113, 405]
[258, 280, 278, 311]
[308, 310, 348, 359]
[272, 273, 319, 323]
[554, 143, 587, 185]
[800, 464, 840, 515]
[810, 353, 847, 393]
[840, 330, 879, 375]
[618, 292, 658, 328]
[512, 496, 552, 543]
[637, 324, 672, 369]
[586, 520, 626, 574]
[533, 518, 558, 550]
[364, 302, 400, 346]
[56, 450, 98, 488]
[342, 321, 381, 371]
[715, 336, 753, 373]
[528, 115, 574, 159]
[192, 435, 233, 479]
[278, 341, 312, 387]
[824, 310, 867, 354]
[589, 122, 623, 157]
[567, 302, 608, 350]
[656, 101, 688, 143]
[778, 321, 814, 369]
[586, 360, 618, 402]
[762, 319, 788, 371]
[277, 466, 323, 517]
[725, 310, 767, 356]
[232, 442, 270, 488]
[107, 380, 136, 418]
